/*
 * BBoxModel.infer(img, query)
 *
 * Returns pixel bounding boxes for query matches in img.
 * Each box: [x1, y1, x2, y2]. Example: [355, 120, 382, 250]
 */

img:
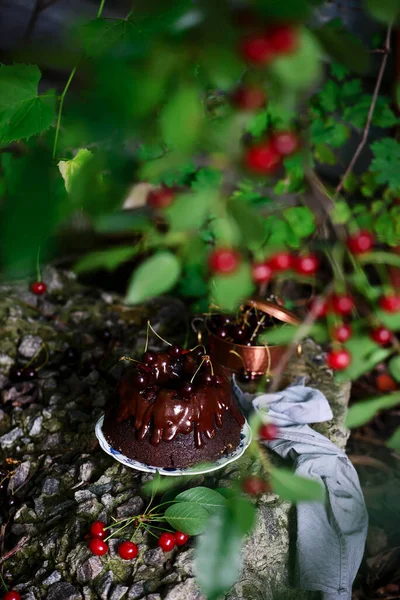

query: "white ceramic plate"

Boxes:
[95, 415, 252, 477]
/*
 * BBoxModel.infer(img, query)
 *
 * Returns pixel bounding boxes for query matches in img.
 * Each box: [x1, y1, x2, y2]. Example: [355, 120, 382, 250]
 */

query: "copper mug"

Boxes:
[204, 299, 301, 376]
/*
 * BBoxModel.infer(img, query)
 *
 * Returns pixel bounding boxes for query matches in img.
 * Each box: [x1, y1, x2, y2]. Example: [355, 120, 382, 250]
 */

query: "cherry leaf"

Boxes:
[125, 252, 181, 304]
[0, 64, 56, 145]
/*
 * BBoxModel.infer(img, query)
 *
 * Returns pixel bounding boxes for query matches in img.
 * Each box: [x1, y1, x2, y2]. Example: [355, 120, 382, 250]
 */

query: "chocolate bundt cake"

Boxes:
[102, 346, 245, 468]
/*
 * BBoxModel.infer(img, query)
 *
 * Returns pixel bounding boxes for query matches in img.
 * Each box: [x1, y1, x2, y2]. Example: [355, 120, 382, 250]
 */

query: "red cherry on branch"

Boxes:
[174, 531, 190, 546]
[240, 35, 274, 65]
[346, 230, 374, 255]
[252, 261, 272, 284]
[370, 326, 393, 346]
[3, 592, 22, 600]
[245, 142, 282, 174]
[295, 254, 319, 276]
[376, 373, 397, 392]
[326, 349, 351, 371]
[268, 252, 293, 271]
[89, 538, 109, 556]
[118, 541, 139, 560]
[209, 248, 241, 275]
[147, 187, 176, 209]
[243, 476, 270, 496]
[90, 521, 106, 539]
[158, 532, 176, 552]
[232, 85, 267, 111]
[268, 25, 298, 54]
[271, 131, 300, 157]
[331, 294, 355, 316]
[332, 323, 352, 343]
[259, 423, 278, 441]
[380, 295, 400, 313]
[31, 281, 47, 295]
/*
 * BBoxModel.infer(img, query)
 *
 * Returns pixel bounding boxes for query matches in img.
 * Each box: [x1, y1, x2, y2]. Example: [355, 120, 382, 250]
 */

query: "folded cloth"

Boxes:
[232, 376, 368, 600]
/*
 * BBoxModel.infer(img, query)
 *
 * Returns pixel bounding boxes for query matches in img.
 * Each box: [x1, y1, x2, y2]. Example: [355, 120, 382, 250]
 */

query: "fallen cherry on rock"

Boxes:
[174, 531, 190, 546]
[158, 532, 176, 552]
[30, 281, 47, 295]
[118, 541, 139, 560]
[90, 520, 106, 539]
[3, 591, 22, 600]
[89, 538, 108, 556]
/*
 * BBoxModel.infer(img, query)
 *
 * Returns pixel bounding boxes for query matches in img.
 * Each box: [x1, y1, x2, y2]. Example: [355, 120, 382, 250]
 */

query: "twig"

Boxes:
[335, 23, 393, 195]
[269, 285, 333, 393]
[0, 536, 30, 565]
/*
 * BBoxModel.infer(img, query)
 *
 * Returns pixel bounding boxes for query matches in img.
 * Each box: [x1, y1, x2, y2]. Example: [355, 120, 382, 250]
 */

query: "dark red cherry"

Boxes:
[230, 324, 250, 344]
[218, 314, 233, 327]
[9, 366, 24, 382]
[346, 230, 374, 255]
[180, 382, 194, 400]
[238, 370, 252, 383]
[23, 367, 37, 380]
[131, 370, 149, 388]
[370, 326, 393, 346]
[143, 351, 157, 365]
[200, 372, 213, 386]
[147, 187, 176, 209]
[211, 375, 224, 386]
[64, 347, 80, 364]
[168, 345, 182, 358]
[216, 327, 230, 340]
[31, 281, 47, 295]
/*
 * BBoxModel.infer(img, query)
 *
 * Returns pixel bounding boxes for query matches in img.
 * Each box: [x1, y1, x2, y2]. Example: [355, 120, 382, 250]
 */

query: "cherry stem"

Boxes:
[190, 358, 205, 384]
[119, 356, 149, 370]
[24, 342, 48, 370]
[147, 321, 172, 347]
[140, 522, 158, 539]
[189, 343, 207, 355]
[250, 315, 265, 342]
[144, 322, 150, 353]
[36, 246, 42, 282]
[229, 349, 248, 373]
[0, 572, 8, 592]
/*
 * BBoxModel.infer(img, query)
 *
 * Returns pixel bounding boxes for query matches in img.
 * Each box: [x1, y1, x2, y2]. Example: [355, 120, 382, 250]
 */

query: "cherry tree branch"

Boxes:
[335, 23, 393, 196]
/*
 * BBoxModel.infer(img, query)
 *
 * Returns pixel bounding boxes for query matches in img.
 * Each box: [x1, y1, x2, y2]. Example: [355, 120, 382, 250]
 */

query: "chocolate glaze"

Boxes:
[115, 369, 244, 449]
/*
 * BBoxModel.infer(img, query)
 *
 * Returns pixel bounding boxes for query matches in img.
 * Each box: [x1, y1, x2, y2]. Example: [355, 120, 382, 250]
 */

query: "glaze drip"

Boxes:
[115, 369, 244, 448]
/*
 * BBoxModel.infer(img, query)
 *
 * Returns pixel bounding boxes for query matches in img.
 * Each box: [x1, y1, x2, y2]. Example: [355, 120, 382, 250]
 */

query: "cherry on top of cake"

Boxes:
[115, 344, 244, 448]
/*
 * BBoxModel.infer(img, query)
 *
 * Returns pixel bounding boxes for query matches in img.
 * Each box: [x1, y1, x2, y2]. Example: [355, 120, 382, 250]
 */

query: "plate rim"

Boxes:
[95, 415, 251, 477]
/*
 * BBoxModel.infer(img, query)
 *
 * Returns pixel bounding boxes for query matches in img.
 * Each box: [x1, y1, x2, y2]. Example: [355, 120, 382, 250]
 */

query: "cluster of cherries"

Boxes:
[208, 307, 275, 349]
[127, 343, 225, 399]
[88, 520, 189, 557]
[0, 464, 21, 520]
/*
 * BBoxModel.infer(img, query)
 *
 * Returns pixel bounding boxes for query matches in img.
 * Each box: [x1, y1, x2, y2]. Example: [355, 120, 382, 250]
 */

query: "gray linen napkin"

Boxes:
[232, 376, 368, 600]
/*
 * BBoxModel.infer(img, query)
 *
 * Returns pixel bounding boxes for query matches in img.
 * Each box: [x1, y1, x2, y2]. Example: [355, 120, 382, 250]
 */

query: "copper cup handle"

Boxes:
[191, 317, 205, 345]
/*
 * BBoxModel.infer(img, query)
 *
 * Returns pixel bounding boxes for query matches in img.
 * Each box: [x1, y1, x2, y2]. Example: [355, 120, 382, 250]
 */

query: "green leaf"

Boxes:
[160, 84, 203, 152]
[284, 206, 315, 239]
[270, 467, 325, 503]
[346, 392, 400, 428]
[0, 64, 56, 144]
[194, 496, 255, 600]
[270, 29, 322, 91]
[313, 23, 369, 74]
[314, 144, 337, 165]
[164, 501, 210, 535]
[174, 487, 226, 515]
[387, 427, 400, 450]
[81, 18, 139, 57]
[260, 322, 329, 345]
[210, 263, 254, 312]
[58, 149, 93, 193]
[165, 186, 217, 232]
[201, 46, 244, 91]
[73, 246, 139, 274]
[125, 252, 181, 304]
[370, 138, 400, 194]
[330, 62, 350, 80]
[375, 310, 400, 331]
[255, 0, 314, 20]
[228, 199, 266, 249]
[94, 212, 150, 233]
[366, 0, 400, 23]
[331, 200, 352, 225]
[388, 356, 400, 382]
[1, 149, 67, 275]
[358, 251, 400, 269]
